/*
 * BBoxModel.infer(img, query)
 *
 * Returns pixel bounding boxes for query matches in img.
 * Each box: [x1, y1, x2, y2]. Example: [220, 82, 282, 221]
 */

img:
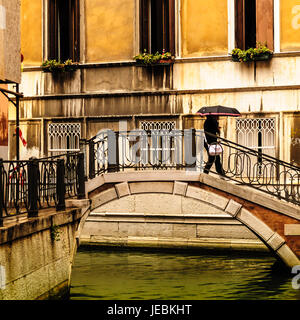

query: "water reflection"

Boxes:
[70, 247, 300, 300]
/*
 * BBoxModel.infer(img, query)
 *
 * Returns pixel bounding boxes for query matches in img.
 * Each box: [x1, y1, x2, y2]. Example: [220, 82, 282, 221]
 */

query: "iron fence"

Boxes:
[0, 152, 85, 225]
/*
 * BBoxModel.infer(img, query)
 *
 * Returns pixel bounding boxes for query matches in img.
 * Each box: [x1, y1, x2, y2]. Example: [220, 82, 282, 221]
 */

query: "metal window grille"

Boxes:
[138, 121, 177, 166]
[140, 120, 176, 132]
[48, 123, 81, 152]
[236, 118, 276, 157]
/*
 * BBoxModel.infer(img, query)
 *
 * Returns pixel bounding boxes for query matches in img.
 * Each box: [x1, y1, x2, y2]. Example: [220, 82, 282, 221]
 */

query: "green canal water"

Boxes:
[69, 247, 300, 300]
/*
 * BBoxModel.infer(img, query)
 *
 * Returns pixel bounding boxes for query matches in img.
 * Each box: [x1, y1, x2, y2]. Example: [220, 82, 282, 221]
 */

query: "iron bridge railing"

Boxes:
[80, 129, 300, 206]
[0, 152, 85, 226]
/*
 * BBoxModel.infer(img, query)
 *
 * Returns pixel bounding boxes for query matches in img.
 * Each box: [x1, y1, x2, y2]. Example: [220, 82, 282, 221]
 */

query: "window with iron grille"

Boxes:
[48, 123, 81, 152]
[138, 120, 177, 165]
[236, 118, 276, 157]
[140, 120, 176, 132]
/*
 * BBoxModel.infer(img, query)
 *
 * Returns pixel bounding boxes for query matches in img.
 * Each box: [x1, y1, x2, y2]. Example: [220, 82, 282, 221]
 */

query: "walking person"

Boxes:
[203, 115, 225, 175]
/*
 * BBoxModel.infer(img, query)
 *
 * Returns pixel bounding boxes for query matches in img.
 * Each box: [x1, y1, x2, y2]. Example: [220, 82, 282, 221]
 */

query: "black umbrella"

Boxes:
[197, 105, 241, 117]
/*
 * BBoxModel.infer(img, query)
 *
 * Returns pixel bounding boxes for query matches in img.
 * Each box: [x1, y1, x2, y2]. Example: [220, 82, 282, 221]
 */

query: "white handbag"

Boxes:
[208, 143, 223, 156]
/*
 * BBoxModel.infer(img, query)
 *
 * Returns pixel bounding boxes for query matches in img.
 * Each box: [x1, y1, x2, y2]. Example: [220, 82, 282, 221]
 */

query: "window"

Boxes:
[48, 123, 81, 153]
[140, 0, 175, 54]
[48, 0, 80, 62]
[138, 120, 177, 166]
[140, 120, 176, 132]
[235, 0, 274, 50]
[236, 118, 275, 157]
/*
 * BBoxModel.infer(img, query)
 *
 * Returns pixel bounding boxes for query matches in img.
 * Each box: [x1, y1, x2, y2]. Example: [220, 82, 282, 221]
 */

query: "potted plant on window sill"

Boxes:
[231, 42, 273, 63]
[41, 59, 79, 73]
[133, 49, 174, 67]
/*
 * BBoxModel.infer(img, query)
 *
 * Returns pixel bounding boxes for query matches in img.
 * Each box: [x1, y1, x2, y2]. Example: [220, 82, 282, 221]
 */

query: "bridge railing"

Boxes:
[214, 133, 300, 206]
[82, 129, 300, 206]
[81, 129, 205, 178]
[0, 152, 85, 226]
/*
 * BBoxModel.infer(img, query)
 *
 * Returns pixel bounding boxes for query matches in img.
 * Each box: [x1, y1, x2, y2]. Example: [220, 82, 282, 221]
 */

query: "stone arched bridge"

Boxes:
[77, 170, 300, 269]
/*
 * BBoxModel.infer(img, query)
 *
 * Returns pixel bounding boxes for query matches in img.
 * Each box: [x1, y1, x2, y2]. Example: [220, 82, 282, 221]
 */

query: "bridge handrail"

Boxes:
[0, 152, 85, 225]
[210, 132, 300, 172]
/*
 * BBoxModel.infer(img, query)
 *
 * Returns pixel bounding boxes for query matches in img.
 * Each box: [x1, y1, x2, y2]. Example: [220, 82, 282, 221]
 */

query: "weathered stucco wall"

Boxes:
[0, 208, 82, 300]
[181, 0, 228, 57]
[20, 0, 42, 66]
[280, 0, 300, 51]
[85, 0, 135, 62]
[0, 0, 21, 83]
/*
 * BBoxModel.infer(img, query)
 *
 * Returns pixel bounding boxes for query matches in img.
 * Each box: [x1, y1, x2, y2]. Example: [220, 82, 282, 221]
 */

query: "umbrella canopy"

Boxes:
[197, 105, 241, 117]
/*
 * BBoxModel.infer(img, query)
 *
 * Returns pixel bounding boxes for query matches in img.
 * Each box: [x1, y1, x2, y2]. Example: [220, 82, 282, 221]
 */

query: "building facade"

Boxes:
[0, 0, 21, 160]
[13, 0, 300, 166]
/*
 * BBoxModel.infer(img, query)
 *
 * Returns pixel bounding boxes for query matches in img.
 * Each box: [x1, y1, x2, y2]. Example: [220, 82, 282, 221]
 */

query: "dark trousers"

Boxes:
[204, 143, 225, 175]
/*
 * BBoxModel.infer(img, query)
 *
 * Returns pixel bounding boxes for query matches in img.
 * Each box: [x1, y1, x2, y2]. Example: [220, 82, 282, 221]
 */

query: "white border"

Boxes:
[274, 0, 280, 53]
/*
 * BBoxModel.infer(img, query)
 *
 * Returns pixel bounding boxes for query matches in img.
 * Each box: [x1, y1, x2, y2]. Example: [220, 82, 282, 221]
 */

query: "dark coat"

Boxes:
[204, 117, 220, 144]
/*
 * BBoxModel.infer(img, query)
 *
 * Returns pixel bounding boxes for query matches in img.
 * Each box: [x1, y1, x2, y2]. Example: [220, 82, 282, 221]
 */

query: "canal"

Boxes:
[69, 246, 300, 300]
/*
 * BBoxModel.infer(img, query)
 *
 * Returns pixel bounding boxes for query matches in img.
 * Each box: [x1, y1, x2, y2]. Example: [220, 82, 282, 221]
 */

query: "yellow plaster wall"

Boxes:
[86, 0, 134, 62]
[181, 0, 228, 57]
[280, 0, 300, 51]
[21, 0, 42, 66]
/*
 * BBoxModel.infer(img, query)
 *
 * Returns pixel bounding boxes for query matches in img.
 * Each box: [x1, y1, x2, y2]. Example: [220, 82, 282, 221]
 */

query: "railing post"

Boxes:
[0, 159, 4, 226]
[184, 128, 196, 169]
[28, 157, 39, 217]
[107, 131, 119, 172]
[89, 140, 95, 179]
[56, 158, 66, 211]
[77, 153, 86, 199]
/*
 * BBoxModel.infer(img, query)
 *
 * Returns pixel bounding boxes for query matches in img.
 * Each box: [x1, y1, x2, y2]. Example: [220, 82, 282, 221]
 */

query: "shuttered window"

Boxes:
[48, 0, 80, 62]
[140, 0, 175, 54]
[235, 0, 274, 50]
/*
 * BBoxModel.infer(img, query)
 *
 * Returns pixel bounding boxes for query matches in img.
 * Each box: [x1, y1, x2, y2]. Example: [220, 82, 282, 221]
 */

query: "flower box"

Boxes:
[133, 50, 174, 67]
[231, 55, 240, 62]
[252, 52, 272, 61]
[135, 59, 174, 67]
[41, 59, 79, 73]
[231, 43, 273, 63]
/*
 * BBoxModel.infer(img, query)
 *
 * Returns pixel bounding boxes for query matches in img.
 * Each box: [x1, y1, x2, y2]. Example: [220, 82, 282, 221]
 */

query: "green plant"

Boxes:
[41, 59, 79, 72]
[231, 42, 273, 62]
[50, 224, 61, 241]
[133, 49, 173, 65]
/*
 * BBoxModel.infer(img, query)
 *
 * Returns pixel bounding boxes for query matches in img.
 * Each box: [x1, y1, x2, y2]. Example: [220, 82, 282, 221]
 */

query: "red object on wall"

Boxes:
[15, 128, 27, 147]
